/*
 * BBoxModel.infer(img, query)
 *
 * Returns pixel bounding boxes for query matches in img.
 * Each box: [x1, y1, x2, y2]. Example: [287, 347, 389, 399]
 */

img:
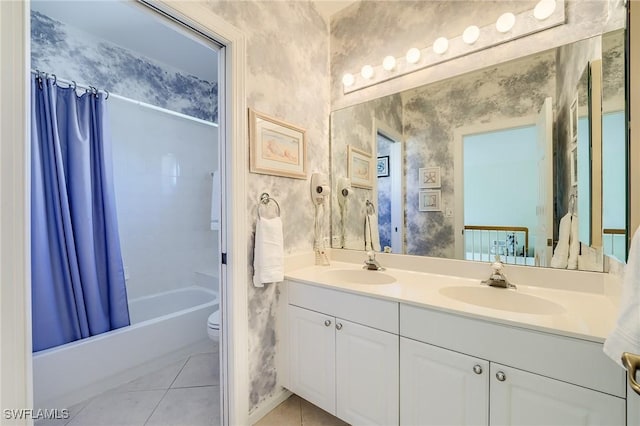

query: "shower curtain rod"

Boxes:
[30, 69, 218, 128]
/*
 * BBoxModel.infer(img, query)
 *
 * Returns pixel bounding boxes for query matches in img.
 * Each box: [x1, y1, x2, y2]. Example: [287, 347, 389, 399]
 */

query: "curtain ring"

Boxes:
[70, 80, 77, 91]
[51, 74, 57, 85]
[104, 89, 110, 100]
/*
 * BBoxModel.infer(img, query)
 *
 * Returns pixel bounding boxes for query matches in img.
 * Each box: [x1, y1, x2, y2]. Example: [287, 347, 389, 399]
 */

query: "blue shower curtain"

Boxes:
[31, 76, 130, 352]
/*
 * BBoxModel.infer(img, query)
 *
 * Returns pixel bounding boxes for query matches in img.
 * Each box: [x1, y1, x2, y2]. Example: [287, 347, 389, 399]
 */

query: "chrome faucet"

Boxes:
[363, 251, 385, 271]
[482, 255, 516, 289]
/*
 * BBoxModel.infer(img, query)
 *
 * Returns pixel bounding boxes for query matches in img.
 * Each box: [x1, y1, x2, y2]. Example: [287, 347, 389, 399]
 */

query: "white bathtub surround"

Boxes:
[33, 287, 217, 409]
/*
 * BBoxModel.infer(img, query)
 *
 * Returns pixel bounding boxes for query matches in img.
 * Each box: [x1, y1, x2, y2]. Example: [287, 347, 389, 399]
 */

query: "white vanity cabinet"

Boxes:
[400, 303, 626, 426]
[287, 281, 400, 426]
[400, 337, 489, 425]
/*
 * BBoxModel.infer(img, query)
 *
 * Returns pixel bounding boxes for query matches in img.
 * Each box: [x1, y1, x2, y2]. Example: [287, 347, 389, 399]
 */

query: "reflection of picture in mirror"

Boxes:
[348, 145, 373, 189]
[419, 167, 441, 188]
[377, 156, 389, 177]
[419, 190, 441, 212]
[570, 97, 578, 141]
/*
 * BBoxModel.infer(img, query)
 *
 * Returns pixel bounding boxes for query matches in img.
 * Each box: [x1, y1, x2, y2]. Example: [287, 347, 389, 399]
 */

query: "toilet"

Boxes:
[207, 309, 220, 342]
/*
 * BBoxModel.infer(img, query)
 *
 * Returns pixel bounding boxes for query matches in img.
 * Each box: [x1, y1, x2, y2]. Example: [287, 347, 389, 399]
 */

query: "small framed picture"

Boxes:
[377, 156, 390, 177]
[249, 109, 307, 179]
[348, 145, 373, 189]
[419, 167, 441, 188]
[570, 146, 578, 187]
[570, 97, 578, 142]
[419, 189, 441, 212]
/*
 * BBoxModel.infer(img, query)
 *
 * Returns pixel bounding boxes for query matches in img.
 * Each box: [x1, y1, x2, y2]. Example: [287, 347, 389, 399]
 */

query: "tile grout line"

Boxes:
[143, 356, 191, 426]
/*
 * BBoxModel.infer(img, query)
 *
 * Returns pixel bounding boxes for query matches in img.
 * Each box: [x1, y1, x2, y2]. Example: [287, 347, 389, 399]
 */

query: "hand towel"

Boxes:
[604, 226, 640, 367]
[567, 214, 579, 269]
[210, 171, 220, 231]
[252, 216, 284, 287]
[364, 213, 381, 252]
[550, 212, 571, 268]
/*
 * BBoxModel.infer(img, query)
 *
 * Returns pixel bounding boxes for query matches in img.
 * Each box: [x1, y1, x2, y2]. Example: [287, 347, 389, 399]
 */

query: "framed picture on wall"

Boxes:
[249, 109, 307, 179]
[377, 156, 390, 177]
[570, 97, 578, 142]
[348, 145, 373, 189]
[419, 189, 441, 212]
[419, 167, 441, 188]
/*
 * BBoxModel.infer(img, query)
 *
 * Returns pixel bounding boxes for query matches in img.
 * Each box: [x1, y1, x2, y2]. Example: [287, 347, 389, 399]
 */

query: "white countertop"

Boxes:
[285, 261, 618, 343]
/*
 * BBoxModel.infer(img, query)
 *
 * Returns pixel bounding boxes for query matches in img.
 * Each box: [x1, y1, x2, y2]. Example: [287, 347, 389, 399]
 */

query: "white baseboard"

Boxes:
[248, 387, 293, 425]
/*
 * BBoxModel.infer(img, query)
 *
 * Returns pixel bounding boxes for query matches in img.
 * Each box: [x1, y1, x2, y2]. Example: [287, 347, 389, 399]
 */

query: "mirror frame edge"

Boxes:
[629, 0, 639, 258]
[590, 59, 604, 249]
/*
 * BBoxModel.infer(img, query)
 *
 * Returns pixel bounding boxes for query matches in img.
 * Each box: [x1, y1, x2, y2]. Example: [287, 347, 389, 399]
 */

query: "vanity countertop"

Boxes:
[285, 261, 617, 343]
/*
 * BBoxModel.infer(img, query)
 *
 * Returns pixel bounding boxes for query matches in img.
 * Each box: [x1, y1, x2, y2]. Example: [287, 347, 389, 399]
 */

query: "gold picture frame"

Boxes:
[348, 145, 373, 189]
[249, 109, 307, 179]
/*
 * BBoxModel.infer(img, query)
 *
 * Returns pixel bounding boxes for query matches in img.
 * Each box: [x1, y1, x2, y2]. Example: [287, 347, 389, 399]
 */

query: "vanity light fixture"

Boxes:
[406, 47, 421, 64]
[534, 0, 556, 21]
[382, 55, 397, 71]
[433, 37, 449, 54]
[342, 73, 355, 87]
[341, 0, 565, 94]
[462, 25, 480, 45]
[361, 65, 374, 79]
[496, 12, 516, 33]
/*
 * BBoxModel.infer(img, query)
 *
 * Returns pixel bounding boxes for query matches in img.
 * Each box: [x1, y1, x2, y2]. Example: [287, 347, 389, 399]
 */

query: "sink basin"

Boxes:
[439, 286, 565, 315]
[320, 269, 397, 285]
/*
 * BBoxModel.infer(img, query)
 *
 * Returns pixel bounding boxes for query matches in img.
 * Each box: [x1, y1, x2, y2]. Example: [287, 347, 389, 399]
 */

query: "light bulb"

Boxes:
[433, 37, 449, 54]
[406, 47, 421, 64]
[361, 65, 374, 79]
[463, 25, 480, 44]
[382, 55, 397, 71]
[496, 12, 516, 33]
[342, 73, 355, 87]
[534, 0, 556, 20]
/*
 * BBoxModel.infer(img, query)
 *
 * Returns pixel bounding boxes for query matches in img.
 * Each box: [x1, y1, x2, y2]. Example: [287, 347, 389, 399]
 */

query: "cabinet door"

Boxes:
[490, 363, 625, 426]
[335, 318, 399, 425]
[288, 305, 336, 415]
[629, 379, 640, 426]
[400, 337, 489, 426]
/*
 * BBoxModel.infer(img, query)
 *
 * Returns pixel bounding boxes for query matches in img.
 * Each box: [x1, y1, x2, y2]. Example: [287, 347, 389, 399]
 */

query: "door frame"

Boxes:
[372, 118, 405, 254]
[453, 115, 537, 260]
[0, 1, 249, 424]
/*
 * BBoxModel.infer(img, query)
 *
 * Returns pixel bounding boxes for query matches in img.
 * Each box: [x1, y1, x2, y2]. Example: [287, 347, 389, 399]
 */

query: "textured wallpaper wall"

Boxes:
[31, 11, 218, 122]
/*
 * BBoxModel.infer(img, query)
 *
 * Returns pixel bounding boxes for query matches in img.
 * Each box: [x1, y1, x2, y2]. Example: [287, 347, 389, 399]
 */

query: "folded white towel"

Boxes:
[604, 226, 640, 367]
[567, 214, 579, 270]
[550, 212, 571, 268]
[365, 213, 381, 252]
[252, 216, 284, 287]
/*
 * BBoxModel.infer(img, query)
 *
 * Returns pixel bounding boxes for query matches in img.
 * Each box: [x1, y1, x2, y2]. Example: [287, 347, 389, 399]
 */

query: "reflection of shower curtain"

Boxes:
[31, 75, 130, 352]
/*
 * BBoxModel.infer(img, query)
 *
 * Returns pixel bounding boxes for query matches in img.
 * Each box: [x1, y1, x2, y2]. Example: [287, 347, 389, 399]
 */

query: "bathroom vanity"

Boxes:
[283, 261, 627, 426]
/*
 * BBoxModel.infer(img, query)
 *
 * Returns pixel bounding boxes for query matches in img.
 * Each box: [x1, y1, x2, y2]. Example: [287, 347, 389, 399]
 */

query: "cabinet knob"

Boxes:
[473, 365, 483, 375]
[336, 323, 343, 330]
[324, 320, 331, 327]
[496, 371, 507, 382]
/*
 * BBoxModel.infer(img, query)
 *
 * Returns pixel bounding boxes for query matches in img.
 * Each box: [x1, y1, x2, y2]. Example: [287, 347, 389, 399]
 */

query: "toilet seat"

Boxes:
[207, 310, 220, 330]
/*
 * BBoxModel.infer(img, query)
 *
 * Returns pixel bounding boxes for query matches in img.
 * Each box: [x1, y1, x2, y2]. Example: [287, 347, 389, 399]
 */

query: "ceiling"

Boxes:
[313, 0, 359, 22]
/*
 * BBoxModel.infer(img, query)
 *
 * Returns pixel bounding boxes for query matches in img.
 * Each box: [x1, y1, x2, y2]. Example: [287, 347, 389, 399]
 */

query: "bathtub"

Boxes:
[33, 286, 217, 408]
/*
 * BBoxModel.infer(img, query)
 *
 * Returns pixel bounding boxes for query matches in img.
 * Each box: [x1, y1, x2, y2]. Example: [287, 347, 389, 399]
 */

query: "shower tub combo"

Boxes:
[33, 286, 217, 408]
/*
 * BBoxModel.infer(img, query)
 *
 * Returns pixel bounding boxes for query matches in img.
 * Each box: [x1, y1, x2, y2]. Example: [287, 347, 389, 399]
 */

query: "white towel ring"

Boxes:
[258, 193, 281, 218]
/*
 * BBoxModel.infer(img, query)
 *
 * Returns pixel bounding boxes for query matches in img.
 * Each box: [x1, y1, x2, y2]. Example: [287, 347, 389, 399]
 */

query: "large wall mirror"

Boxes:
[330, 29, 627, 272]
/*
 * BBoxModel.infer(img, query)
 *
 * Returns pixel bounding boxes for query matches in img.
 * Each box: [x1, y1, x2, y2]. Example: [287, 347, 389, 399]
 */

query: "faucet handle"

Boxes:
[491, 255, 504, 272]
[367, 250, 376, 260]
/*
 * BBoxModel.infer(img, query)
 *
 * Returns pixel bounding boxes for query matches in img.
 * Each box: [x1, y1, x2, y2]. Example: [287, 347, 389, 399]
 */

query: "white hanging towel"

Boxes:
[364, 213, 381, 252]
[550, 212, 571, 268]
[210, 171, 221, 231]
[252, 216, 284, 287]
[567, 214, 579, 270]
[604, 226, 640, 367]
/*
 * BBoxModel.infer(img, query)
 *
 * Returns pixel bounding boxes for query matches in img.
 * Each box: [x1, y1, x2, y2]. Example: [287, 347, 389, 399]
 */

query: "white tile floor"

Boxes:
[37, 344, 220, 426]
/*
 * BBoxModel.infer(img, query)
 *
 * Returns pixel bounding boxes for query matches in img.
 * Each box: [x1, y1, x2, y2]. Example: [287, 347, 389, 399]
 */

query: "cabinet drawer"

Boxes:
[288, 280, 398, 334]
[400, 304, 625, 397]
